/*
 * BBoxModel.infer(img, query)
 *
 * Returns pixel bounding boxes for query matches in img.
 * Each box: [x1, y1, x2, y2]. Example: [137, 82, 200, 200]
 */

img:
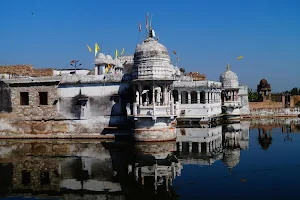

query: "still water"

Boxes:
[0, 120, 300, 200]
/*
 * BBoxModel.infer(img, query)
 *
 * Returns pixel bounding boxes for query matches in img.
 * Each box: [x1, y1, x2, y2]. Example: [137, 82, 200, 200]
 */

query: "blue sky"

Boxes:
[0, 0, 299, 92]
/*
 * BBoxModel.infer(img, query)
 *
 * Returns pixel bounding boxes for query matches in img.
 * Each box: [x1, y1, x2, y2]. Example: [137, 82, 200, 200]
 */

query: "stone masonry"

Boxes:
[9, 83, 59, 119]
[0, 65, 53, 77]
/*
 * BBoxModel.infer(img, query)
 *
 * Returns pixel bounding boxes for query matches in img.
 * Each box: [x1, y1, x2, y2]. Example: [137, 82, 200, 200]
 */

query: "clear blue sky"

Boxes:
[1, 0, 299, 92]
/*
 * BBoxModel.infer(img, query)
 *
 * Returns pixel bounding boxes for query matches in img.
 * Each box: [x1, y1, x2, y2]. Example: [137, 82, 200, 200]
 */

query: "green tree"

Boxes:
[248, 89, 259, 102]
[290, 87, 299, 95]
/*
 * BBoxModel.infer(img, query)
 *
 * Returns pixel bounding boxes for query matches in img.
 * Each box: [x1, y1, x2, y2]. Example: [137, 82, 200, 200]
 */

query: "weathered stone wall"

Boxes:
[249, 101, 284, 109]
[290, 95, 300, 107]
[9, 83, 59, 119]
[0, 65, 53, 77]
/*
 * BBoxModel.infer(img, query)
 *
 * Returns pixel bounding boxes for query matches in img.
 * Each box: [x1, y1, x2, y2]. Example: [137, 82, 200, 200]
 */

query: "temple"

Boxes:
[0, 15, 249, 141]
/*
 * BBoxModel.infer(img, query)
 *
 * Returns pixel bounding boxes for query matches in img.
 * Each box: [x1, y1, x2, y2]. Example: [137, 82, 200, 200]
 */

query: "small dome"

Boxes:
[259, 79, 269, 88]
[220, 63, 239, 88]
[133, 37, 175, 80]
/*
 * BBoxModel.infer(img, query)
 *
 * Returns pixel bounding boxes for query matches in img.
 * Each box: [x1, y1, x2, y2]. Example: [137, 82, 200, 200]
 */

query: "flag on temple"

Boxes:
[87, 44, 93, 53]
[71, 60, 75, 63]
[146, 13, 149, 30]
[95, 43, 100, 57]
[237, 56, 244, 60]
[121, 48, 124, 56]
[152, 29, 156, 37]
[173, 50, 177, 55]
[115, 49, 118, 59]
[138, 22, 142, 32]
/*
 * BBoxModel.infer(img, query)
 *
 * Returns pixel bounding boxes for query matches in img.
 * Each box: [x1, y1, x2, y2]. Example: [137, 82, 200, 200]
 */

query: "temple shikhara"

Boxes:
[0, 15, 250, 141]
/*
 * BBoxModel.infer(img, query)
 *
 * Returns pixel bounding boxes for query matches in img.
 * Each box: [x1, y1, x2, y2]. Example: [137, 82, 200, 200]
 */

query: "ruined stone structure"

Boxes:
[257, 78, 271, 102]
[3, 77, 60, 119]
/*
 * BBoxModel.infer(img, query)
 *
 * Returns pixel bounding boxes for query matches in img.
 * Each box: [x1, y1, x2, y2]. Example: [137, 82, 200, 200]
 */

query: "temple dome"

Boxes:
[133, 37, 175, 80]
[220, 63, 239, 88]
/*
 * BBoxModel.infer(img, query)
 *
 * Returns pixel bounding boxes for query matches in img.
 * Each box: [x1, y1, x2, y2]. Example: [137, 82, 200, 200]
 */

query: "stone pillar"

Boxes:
[198, 142, 201, 153]
[163, 87, 168, 105]
[188, 91, 191, 104]
[170, 101, 174, 115]
[133, 102, 138, 115]
[189, 142, 192, 153]
[136, 91, 139, 103]
[94, 66, 98, 75]
[197, 91, 200, 104]
[205, 92, 208, 103]
[156, 90, 161, 105]
[179, 142, 182, 151]
[152, 87, 155, 105]
[178, 91, 182, 104]
[206, 142, 209, 152]
[210, 141, 213, 151]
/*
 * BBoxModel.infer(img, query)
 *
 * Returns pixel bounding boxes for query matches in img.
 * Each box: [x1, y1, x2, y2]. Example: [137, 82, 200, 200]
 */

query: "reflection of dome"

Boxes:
[133, 37, 175, 80]
[222, 149, 240, 173]
[220, 63, 239, 88]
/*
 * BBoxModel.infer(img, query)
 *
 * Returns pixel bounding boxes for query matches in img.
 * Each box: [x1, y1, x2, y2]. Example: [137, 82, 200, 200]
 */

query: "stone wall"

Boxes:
[249, 101, 284, 109]
[9, 83, 59, 119]
[0, 65, 53, 77]
[290, 95, 300, 107]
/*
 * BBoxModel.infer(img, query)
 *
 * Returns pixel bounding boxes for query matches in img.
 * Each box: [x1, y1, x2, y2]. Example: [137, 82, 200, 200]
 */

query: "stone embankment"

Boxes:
[243, 108, 300, 119]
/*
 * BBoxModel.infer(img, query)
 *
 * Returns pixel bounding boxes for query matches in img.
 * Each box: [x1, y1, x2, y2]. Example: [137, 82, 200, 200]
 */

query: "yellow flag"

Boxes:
[121, 48, 124, 56]
[95, 43, 100, 57]
[237, 56, 244, 60]
[115, 49, 118, 59]
[87, 44, 93, 53]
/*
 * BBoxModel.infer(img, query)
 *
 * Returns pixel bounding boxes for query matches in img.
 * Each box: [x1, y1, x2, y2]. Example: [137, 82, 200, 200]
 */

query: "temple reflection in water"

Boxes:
[0, 122, 251, 199]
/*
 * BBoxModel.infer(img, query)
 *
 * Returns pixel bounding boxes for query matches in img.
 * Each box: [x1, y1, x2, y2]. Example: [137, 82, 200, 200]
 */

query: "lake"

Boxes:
[0, 119, 300, 200]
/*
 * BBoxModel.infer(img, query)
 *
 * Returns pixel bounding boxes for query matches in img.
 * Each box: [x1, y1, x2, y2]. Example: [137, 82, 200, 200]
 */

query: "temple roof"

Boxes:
[133, 36, 175, 81]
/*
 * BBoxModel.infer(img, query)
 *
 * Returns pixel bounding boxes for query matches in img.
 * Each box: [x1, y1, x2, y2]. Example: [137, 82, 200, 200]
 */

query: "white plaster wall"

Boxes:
[178, 103, 222, 118]
[58, 84, 122, 98]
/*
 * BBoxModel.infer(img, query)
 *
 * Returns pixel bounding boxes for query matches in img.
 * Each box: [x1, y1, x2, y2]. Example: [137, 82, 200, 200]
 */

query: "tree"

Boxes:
[290, 87, 299, 96]
[248, 89, 259, 102]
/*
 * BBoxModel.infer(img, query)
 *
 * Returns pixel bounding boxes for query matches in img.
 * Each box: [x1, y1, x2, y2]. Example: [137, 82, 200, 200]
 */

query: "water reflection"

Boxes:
[175, 121, 250, 174]
[1, 120, 300, 199]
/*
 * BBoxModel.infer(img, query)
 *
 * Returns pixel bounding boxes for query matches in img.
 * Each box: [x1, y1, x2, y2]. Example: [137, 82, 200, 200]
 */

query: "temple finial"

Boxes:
[227, 63, 230, 70]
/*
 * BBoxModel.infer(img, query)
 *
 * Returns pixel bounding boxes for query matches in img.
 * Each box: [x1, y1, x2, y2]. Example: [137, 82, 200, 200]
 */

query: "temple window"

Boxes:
[40, 171, 50, 185]
[39, 92, 48, 105]
[22, 170, 31, 186]
[200, 92, 205, 103]
[191, 91, 197, 104]
[20, 92, 29, 105]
